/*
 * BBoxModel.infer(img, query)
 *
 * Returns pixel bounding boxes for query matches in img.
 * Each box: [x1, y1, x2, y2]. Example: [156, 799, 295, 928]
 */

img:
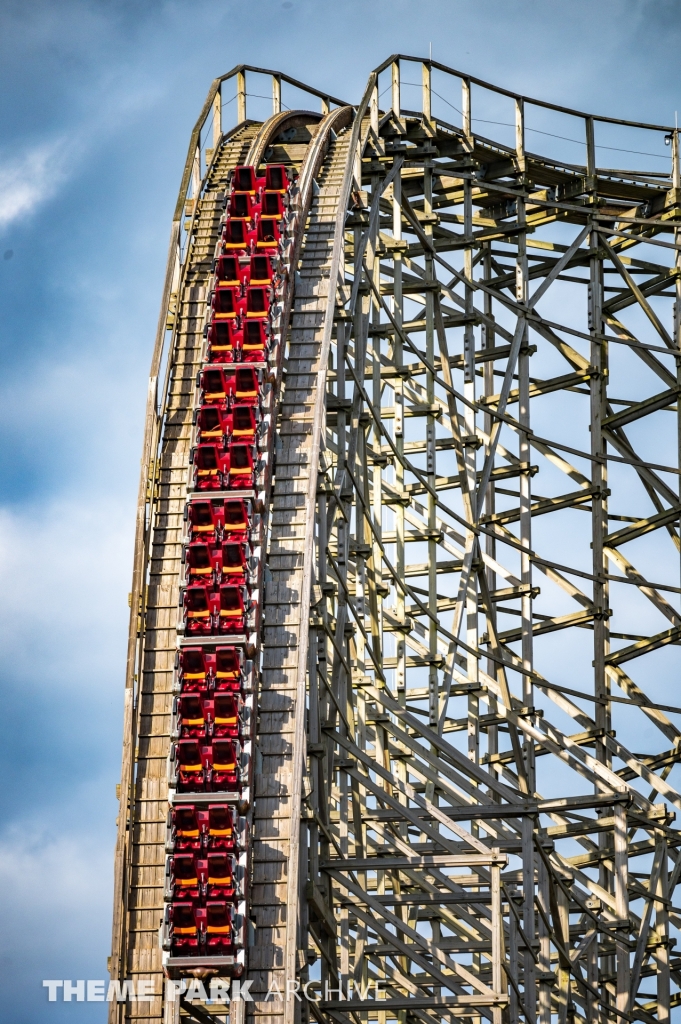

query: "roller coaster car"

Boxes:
[214, 646, 243, 692]
[232, 366, 261, 406]
[255, 217, 283, 251]
[178, 647, 212, 690]
[222, 499, 250, 543]
[170, 902, 200, 954]
[175, 737, 210, 790]
[196, 405, 229, 444]
[227, 192, 258, 222]
[185, 541, 219, 585]
[207, 803, 239, 850]
[221, 218, 255, 253]
[212, 692, 241, 739]
[187, 500, 223, 544]
[264, 164, 291, 193]
[219, 540, 250, 586]
[205, 901, 234, 954]
[215, 254, 247, 287]
[206, 852, 237, 900]
[231, 165, 265, 195]
[244, 285, 271, 320]
[260, 191, 287, 219]
[223, 443, 255, 489]
[206, 320, 240, 363]
[171, 804, 202, 849]
[227, 404, 258, 443]
[183, 585, 217, 635]
[241, 320, 268, 362]
[177, 693, 209, 737]
[246, 253, 276, 285]
[199, 367, 231, 405]
[192, 444, 226, 491]
[217, 584, 246, 634]
[170, 853, 204, 899]
[212, 284, 246, 320]
[210, 738, 239, 789]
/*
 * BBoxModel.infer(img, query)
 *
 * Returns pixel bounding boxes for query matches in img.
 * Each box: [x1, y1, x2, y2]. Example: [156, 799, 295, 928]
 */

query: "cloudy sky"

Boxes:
[0, 0, 680, 1020]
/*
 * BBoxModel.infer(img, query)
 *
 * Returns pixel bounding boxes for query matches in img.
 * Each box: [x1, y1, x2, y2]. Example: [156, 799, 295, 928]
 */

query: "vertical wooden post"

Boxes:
[422, 60, 431, 122]
[614, 800, 630, 1022]
[237, 68, 246, 124]
[212, 87, 221, 149]
[391, 59, 400, 117]
[321, 95, 330, 115]
[491, 861, 503, 1024]
[370, 77, 379, 136]
[191, 145, 201, 200]
[586, 115, 596, 181]
[462, 76, 472, 144]
[655, 839, 670, 1022]
[272, 74, 281, 115]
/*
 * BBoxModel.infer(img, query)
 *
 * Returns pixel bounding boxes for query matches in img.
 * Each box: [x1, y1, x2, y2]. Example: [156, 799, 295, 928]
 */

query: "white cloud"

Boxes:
[0, 139, 71, 229]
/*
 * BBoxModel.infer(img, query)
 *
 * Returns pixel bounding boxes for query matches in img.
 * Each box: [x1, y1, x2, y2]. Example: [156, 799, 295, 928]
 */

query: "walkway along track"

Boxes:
[112, 59, 681, 1024]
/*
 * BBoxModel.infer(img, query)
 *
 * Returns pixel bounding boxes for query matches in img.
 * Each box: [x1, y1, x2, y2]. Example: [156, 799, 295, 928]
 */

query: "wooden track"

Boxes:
[248, 122, 353, 1024]
[111, 122, 260, 1024]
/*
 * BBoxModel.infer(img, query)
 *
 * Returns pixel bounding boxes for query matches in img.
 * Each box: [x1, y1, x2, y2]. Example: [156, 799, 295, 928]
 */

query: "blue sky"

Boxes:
[1, 1, 680, 1021]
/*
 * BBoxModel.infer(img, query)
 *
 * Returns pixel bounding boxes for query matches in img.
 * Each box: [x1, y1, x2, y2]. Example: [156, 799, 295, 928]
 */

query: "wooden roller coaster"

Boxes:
[109, 58, 681, 1024]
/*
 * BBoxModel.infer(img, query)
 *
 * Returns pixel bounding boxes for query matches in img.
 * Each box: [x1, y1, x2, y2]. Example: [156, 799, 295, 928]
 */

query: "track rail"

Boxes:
[113, 57, 681, 1024]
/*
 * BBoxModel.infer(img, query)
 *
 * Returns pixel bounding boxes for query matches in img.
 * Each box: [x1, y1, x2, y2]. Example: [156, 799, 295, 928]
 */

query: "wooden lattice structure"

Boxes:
[110, 57, 681, 1024]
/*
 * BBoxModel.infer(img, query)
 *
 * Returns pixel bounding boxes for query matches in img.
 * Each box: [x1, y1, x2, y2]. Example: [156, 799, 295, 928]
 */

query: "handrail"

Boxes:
[173, 65, 350, 223]
[372, 52, 676, 133]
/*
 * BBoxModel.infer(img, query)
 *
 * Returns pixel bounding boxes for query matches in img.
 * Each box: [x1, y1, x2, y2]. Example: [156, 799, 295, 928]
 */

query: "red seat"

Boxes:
[171, 804, 202, 850]
[264, 164, 291, 193]
[222, 218, 254, 252]
[222, 499, 250, 543]
[217, 584, 246, 634]
[260, 191, 286, 218]
[199, 368, 231, 405]
[206, 851, 236, 899]
[210, 738, 239, 789]
[255, 217, 282, 251]
[193, 444, 225, 491]
[215, 254, 246, 287]
[205, 901, 234, 954]
[183, 585, 215, 635]
[196, 406, 229, 444]
[233, 367, 261, 405]
[178, 647, 211, 691]
[214, 646, 242, 692]
[176, 737, 209, 790]
[219, 541, 249, 586]
[187, 500, 222, 544]
[170, 853, 203, 899]
[170, 901, 200, 954]
[241, 320, 268, 362]
[247, 253, 276, 285]
[227, 404, 257, 443]
[245, 285, 270, 319]
[206, 320, 241, 363]
[178, 693, 209, 736]
[212, 285, 246, 321]
[232, 165, 265, 195]
[223, 443, 255, 489]
[227, 192, 258, 222]
[213, 692, 241, 738]
[185, 542, 218, 585]
[207, 803, 239, 850]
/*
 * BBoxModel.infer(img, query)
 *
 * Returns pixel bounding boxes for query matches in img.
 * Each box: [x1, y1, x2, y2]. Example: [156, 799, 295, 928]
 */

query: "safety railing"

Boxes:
[373, 53, 679, 185]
